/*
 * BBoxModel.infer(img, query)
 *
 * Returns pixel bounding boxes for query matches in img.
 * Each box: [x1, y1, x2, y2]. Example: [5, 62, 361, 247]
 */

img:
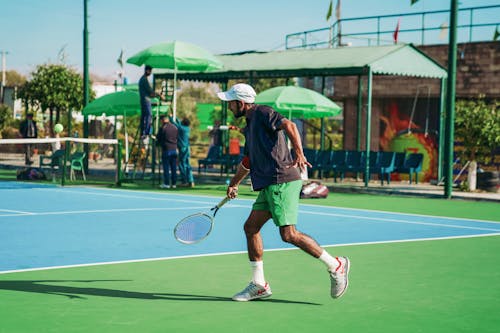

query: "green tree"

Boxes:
[19, 64, 94, 136]
[455, 97, 499, 190]
[0, 104, 13, 137]
[5, 70, 27, 87]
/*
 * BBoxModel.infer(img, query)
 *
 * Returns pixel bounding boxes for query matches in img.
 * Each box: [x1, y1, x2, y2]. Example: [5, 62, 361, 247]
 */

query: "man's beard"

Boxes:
[233, 104, 245, 118]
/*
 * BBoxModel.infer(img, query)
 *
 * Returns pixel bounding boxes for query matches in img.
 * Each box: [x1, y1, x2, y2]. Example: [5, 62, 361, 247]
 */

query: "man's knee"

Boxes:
[280, 226, 299, 244]
[243, 221, 259, 235]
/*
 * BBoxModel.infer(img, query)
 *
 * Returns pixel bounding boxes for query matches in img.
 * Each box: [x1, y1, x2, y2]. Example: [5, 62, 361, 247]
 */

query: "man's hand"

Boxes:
[290, 153, 312, 172]
[227, 185, 238, 199]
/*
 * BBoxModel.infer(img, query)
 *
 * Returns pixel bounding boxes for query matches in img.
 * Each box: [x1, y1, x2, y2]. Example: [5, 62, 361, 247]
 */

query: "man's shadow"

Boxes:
[0, 280, 321, 305]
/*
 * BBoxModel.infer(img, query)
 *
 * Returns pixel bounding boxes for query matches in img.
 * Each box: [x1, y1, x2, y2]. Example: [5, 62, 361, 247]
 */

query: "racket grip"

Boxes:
[217, 196, 231, 209]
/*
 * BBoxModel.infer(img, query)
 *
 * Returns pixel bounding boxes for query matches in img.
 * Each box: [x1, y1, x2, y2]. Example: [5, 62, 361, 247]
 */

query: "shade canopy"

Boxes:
[155, 44, 447, 82]
[82, 91, 165, 117]
[255, 86, 342, 119]
[127, 40, 223, 71]
[126, 40, 224, 118]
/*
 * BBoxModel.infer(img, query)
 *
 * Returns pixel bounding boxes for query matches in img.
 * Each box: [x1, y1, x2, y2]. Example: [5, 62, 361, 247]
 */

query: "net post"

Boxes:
[61, 139, 69, 186]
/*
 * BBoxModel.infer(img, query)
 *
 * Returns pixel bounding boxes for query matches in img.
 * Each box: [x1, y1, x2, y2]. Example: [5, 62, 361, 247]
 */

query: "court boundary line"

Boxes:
[33, 186, 500, 225]
[1, 232, 498, 275]
[0, 205, 244, 217]
[2, 203, 496, 232]
[298, 209, 500, 232]
[0, 209, 34, 215]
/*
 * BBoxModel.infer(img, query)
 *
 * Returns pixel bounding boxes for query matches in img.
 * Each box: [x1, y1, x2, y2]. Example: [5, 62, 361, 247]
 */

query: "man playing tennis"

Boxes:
[217, 83, 350, 302]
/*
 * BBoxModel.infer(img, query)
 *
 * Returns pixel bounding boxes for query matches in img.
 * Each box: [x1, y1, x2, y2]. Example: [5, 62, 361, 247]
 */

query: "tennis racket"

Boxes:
[173, 197, 231, 244]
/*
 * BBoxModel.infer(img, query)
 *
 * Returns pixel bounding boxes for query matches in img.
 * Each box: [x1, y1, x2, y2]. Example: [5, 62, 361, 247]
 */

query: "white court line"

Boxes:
[0, 205, 244, 217]
[300, 202, 500, 224]
[298, 209, 500, 232]
[36, 188, 217, 205]
[1, 232, 498, 275]
[37, 187, 500, 225]
[0, 209, 34, 215]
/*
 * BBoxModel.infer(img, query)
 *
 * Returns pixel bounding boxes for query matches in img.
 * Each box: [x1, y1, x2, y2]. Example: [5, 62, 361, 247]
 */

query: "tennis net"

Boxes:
[0, 137, 122, 186]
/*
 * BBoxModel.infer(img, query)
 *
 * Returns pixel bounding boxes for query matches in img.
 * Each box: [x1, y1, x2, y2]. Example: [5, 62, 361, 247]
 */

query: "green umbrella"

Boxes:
[255, 86, 342, 119]
[126, 40, 223, 118]
[82, 91, 141, 117]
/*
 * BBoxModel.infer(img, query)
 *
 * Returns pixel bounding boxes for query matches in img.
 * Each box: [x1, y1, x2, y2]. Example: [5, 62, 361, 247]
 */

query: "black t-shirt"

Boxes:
[244, 105, 300, 191]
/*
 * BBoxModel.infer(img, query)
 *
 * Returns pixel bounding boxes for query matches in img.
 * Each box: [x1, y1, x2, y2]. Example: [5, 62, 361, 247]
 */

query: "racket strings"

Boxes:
[174, 214, 213, 244]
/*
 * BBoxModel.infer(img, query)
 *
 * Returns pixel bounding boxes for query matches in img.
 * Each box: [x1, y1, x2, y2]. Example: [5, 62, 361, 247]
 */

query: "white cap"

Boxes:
[217, 83, 256, 103]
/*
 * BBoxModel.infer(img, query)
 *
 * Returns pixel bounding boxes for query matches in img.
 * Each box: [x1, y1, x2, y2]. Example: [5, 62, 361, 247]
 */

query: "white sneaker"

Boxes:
[160, 184, 170, 189]
[232, 282, 272, 302]
[329, 256, 350, 298]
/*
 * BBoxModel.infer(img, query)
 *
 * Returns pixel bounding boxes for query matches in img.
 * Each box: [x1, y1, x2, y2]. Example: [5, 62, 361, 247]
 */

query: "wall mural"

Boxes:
[379, 100, 439, 182]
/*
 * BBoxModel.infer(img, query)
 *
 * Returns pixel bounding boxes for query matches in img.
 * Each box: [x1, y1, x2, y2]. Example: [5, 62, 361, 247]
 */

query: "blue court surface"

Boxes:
[1, 184, 499, 273]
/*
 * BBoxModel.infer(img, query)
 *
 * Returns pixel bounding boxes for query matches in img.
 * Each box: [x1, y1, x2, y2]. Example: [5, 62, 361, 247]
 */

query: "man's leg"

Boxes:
[244, 210, 272, 261]
[271, 180, 350, 299]
[279, 225, 323, 258]
[178, 149, 187, 183]
[169, 155, 177, 187]
[232, 210, 273, 302]
[161, 150, 170, 187]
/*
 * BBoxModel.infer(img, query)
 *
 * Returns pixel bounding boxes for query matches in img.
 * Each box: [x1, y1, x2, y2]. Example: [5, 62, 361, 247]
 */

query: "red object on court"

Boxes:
[229, 138, 240, 155]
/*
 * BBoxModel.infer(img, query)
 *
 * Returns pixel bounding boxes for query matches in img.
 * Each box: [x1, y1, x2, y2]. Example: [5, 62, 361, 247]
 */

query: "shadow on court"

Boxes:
[0, 280, 321, 305]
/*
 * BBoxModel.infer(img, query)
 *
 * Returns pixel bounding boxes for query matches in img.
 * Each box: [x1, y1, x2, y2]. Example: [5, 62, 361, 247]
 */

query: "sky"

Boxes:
[0, 0, 499, 83]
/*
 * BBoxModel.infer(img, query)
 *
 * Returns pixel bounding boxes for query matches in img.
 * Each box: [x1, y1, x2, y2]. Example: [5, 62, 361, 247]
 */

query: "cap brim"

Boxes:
[217, 91, 235, 101]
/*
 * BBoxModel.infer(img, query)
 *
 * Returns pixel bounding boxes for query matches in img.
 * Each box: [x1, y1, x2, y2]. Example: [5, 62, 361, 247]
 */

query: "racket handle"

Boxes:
[217, 196, 231, 209]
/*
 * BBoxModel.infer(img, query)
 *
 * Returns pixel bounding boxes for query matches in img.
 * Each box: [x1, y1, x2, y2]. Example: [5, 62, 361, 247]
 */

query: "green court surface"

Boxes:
[1, 187, 499, 332]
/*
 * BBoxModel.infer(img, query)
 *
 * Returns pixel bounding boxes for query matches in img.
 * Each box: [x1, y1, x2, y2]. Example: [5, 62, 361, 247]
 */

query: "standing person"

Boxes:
[138, 65, 158, 141]
[172, 116, 195, 187]
[209, 120, 223, 148]
[217, 83, 350, 302]
[101, 119, 115, 160]
[156, 115, 178, 189]
[19, 113, 38, 165]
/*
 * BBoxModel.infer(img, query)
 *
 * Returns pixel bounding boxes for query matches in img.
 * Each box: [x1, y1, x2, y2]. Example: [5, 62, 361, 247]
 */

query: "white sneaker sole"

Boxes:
[232, 292, 272, 302]
[332, 257, 350, 299]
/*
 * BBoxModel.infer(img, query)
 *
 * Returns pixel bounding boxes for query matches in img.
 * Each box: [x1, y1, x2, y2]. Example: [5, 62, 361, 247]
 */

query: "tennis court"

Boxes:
[1, 182, 499, 332]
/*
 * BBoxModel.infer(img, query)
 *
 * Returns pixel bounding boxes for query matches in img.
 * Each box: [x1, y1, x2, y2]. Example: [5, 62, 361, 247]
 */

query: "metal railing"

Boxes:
[286, 5, 500, 49]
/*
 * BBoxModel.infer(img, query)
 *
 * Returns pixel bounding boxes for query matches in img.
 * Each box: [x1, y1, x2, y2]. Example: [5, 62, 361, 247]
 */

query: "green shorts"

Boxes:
[252, 180, 302, 227]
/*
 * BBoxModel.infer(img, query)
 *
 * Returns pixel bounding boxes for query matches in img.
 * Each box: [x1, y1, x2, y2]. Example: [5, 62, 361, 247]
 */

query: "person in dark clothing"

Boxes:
[156, 115, 178, 189]
[101, 119, 115, 160]
[218, 83, 350, 302]
[209, 120, 223, 148]
[19, 113, 38, 165]
[138, 65, 159, 139]
[172, 116, 195, 187]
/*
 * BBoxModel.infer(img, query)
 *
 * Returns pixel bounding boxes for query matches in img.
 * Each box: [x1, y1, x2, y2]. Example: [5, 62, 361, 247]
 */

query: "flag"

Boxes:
[117, 49, 124, 68]
[393, 19, 401, 44]
[494, 25, 500, 41]
[57, 44, 67, 63]
[411, 0, 419, 5]
[439, 22, 449, 41]
[335, 0, 341, 21]
[326, 0, 333, 21]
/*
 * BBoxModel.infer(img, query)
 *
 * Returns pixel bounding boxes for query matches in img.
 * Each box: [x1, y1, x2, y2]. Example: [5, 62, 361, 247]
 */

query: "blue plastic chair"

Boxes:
[331, 150, 347, 182]
[198, 146, 222, 174]
[312, 150, 332, 178]
[374, 151, 395, 185]
[401, 153, 424, 184]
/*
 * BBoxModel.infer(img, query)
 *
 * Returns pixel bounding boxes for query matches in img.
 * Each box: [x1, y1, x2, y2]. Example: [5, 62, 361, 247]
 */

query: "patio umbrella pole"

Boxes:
[172, 65, 177, 119]
[124, 113, 129, 172]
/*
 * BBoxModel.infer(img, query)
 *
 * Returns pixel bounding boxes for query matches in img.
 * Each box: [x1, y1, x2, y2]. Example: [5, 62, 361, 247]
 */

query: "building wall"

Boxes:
[331, 41, 500, 99]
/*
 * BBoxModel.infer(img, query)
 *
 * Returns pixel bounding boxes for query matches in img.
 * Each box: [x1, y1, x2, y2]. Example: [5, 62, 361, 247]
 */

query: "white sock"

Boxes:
[250, 261, 266, 286]
[319, 250, 340, 272]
